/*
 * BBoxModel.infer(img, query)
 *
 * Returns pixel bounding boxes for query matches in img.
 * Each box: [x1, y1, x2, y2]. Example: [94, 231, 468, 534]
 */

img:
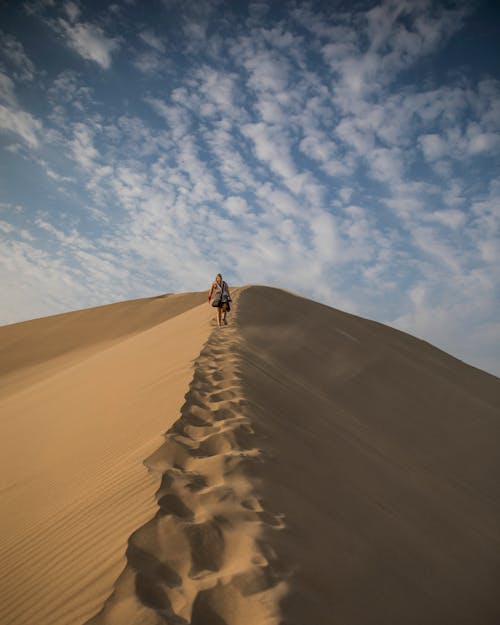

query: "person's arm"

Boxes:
[208, 283, 214, 301]
[226, 284, 231, 300]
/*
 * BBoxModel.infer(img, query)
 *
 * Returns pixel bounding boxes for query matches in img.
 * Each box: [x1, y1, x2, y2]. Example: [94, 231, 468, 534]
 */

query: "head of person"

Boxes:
[216, 273, 222, 284]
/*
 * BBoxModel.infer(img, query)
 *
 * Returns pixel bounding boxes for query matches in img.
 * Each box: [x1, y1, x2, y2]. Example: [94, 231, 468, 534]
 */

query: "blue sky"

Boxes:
[0, 0, 499, 375]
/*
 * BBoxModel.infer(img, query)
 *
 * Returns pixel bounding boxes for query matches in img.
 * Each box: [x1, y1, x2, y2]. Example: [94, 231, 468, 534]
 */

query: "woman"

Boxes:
[208, 273, 231, 327]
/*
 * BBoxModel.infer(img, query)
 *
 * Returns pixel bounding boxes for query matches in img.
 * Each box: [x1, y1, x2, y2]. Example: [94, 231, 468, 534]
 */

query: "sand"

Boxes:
[236, 286, 500, 625]
[0, 292, 210, 625]
[1, 285, 499, 625]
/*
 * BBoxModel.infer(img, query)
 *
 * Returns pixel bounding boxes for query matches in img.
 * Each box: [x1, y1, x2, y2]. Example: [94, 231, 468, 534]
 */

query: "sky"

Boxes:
[0, 0, 499, 376]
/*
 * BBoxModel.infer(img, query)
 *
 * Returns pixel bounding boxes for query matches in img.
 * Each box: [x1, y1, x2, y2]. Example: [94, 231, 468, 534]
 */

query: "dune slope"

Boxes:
[85, 285, 500, 625]
[0, 292, 205, 396]
[0, 292, 211, 625]
[235, 286, 500, 625]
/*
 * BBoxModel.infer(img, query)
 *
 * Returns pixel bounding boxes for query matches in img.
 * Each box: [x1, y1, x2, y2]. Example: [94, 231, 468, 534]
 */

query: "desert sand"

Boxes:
[1, 286, 499, 625]
[0, 292, 210, 625]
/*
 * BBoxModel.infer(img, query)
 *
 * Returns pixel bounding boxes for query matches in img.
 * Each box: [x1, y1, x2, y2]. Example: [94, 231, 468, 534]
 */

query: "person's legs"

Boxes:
[216, 305, 222, 326]
[222, 302, 228, 324]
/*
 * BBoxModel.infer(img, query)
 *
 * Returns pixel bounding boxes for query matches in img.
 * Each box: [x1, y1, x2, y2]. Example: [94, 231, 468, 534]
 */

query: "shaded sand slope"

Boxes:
[0, 292, 205, 395]
[0, 292, 211, 625]
[236, 286, 500, 625]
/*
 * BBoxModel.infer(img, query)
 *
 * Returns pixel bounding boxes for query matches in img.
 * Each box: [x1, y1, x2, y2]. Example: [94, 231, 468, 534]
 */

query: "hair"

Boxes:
[216, 273, 222, 281]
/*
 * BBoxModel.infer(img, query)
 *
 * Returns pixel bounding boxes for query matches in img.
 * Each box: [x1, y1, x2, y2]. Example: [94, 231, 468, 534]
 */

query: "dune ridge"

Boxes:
[85, 288, 289, 624]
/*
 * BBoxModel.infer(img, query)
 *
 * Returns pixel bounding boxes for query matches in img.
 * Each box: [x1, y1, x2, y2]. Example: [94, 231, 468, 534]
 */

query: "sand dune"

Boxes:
[1, 286, 499, 625]
[235, 287, 500, 625]
[0, 292, 210, 625]
[0, 292, 205, 397]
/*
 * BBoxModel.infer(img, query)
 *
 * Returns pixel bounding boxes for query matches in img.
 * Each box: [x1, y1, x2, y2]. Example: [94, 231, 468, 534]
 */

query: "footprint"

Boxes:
[212, 407, 236, 421]
[241, 496, 263, 511]
[186, 521, 225, 577]
[192, 432, 234, 457]
[157, 493, 193, 519]
[257, 510, 286, 528]
[184, 473, 208, 492]
[233, 564, 280, 596]
[190, 588, 228, 625]
[127, 542, 182, 588]
[135, 572, 188, 624]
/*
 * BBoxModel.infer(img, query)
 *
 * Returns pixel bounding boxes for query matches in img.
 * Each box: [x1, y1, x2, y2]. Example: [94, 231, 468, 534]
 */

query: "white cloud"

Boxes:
[367, 147, 404, 185]
[465, 123, 500, 155]
[0, 103, 41, 147]
[145, 97, 191, 141]
[58, 19, 120, 69]
[36, 158, 75, 184]
[310, 210, 342, 264]
[203, 121, 259, 192]
[242, 121, 300, 193]
[224, 196, 249, 217]
[420, 133, 448, 161]
[424, 209, 466, 230]
[195, 67, 241, 120]
[70, 122, 99, 170]
[0, 71, 16, 106]
[299, 130, 344, 177]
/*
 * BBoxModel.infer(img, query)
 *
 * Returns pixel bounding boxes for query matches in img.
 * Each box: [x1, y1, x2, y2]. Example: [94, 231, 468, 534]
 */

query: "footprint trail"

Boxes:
[85, 289, 289, 625]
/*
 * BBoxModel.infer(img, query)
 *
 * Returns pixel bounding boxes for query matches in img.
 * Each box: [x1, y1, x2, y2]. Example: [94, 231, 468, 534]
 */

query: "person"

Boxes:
[208, 273, 231, 327]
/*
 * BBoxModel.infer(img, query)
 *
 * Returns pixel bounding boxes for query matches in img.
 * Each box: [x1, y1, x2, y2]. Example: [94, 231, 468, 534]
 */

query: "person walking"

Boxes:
[208, 273, 231, 327]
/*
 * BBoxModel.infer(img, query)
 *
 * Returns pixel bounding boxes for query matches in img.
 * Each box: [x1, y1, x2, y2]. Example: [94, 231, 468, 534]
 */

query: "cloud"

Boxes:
[139, 30, 165, 53]
[58, 18, 120, 69]
[242, 121, 300, 193]
[224, 196, 249, 217]
[133, 50, 163, 73]
[25, 0, 119, 70]
[70, 122, 99, 170]
[36, 158, 75, 184]
[133, 30, 167, 73]
[310, 210, 342, 264]
[420, 133, 448, 161]
[367, 147, 404, 186]
[0, 30, 35, 81]
[145, 96, 191, 140]
[0, 103, 41, 147]
[465, 123, 500, 155]
[424, 209, 466, 230]
[63, 1, 80, 23]
[420, 124, 500, 162]
[0, 71, 16, 106]
[48, 69, 94, 110]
